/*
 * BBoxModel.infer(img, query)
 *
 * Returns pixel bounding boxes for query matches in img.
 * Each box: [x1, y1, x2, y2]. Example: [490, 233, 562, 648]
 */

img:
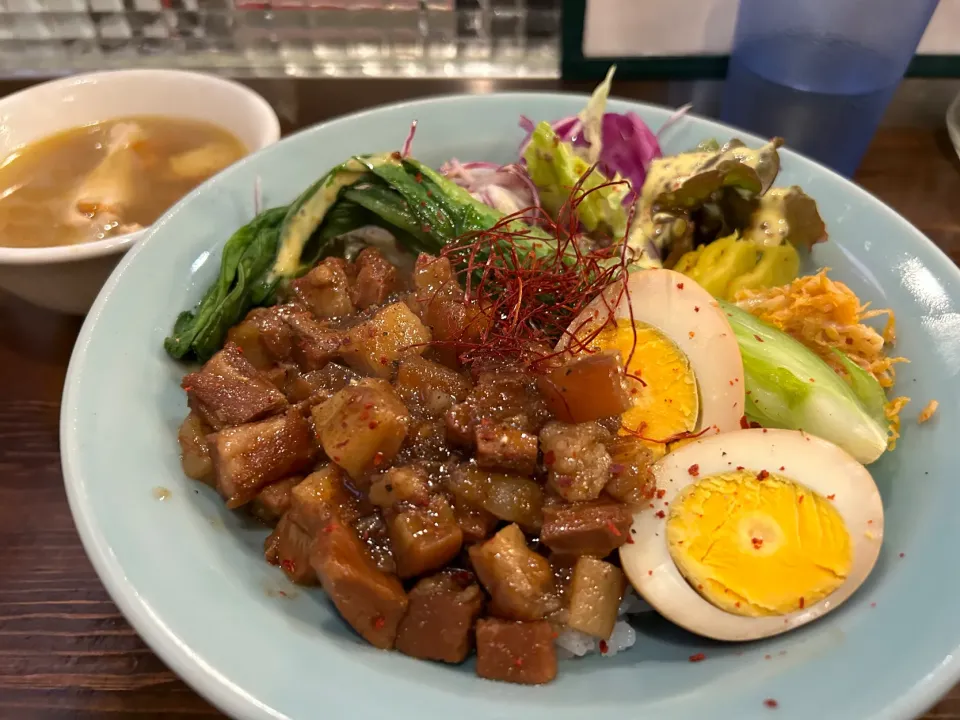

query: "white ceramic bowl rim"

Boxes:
[0, 69, 280, 265]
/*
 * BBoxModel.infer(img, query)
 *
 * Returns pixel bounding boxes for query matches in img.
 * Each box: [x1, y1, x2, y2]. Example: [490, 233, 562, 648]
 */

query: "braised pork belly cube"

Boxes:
[284, 313, 346, 371]
[342, 302, 431, 379]
[209, 409, 315, 508]
[605, 436, 656, 504]
[241, 305, 299, 363]
[566, 557, 625, 639]
[396, 420, 452, 464]
[539, 421, 612, 502]
[225, 322, 273, 370]
[312, 380, 411, 480]
[388, 495, 463, 579]
[536, 350, 632, 424]
[261, 364, 329, 406]
[444, 404, 474, 448]
[309, 362, 360, 393]
[475, 619, 557, 685]
[446, 371, 552, 449]
[311, 520, 408, 649]
[250, 476, 302, 525]
[475, 423, 538, 476]
[291, 257, 355, 318]
[182, 342, 288, 430]
[272, 513, 318, 585]
[447, 465, 543, 532]
[395, 571, 485, 663]
[368, 465, 431, 509]
[351, 248, 400, 310]
[412, 253, 456, 296]
[395, 355, 471, 418]
[452, 499, 498, 544]
[353, 512, 396, 574]
[289, 465, 372, 534]
[539, 501, 633, 557]
[177, 411, 214, 484]
[468, 524, 559, 621]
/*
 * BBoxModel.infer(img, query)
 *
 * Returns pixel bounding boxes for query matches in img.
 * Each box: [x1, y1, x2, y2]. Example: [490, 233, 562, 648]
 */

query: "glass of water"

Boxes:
[720, 0, 940, 177]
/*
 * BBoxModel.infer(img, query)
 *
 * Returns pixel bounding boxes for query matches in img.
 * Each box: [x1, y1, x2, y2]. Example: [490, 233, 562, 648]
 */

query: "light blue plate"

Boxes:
[62, 94, 960, 720]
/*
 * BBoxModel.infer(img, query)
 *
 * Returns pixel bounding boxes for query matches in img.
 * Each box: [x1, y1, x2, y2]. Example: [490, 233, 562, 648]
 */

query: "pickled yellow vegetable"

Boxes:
[674, 234, 799, 300]
[728, 243, 800, 297]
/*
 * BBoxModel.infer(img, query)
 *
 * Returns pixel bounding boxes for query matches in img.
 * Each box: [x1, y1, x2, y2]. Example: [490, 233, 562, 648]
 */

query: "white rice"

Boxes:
[555, 588, 654, 659]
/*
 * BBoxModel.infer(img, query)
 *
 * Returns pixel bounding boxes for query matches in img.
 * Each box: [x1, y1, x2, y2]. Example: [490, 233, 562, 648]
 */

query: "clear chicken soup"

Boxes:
[0, 115, 247, 249]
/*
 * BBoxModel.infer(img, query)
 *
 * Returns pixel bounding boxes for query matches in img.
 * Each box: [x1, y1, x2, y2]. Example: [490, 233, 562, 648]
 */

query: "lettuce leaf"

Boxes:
[523, 120, 629, 239]
[720, 302, 890, 464]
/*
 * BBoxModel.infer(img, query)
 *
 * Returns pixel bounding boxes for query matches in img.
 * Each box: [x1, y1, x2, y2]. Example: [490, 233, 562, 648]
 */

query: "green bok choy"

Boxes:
[720, 302, 891, 464]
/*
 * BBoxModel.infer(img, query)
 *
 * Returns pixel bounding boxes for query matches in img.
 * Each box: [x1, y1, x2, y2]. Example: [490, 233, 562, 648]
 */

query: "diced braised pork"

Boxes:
[539, 421, 612, 502]
[475, 619, 557, 685]
[566, 557, 625, 639]
[368, 465, 431, 509]
[475, 423, 538, 476]
[395, 570, 485, 663]
[452, 500, 498, 545]
[539, 502, 633, 556]
[273, 513, 318, 585]
[285, 313, 346, 371]
[388, 496, 463, 579]
[342, 302, 431, 379]
[353, 512, 396, 574]
[311, 520, 408, 649]
[396, 420, 452, 464]
[209, 409, 316, 508]
[468, 524, 559, 621]
[395, 355, 471, 418]
[351, 248, 400, 310]
[444, 404, 474, 448]
[309, 362, 361, 393]
[250, 476, 301, 525]
[536, 351, 632, 423]
[225, 321, 273, 370]
[447, 465, 543, 532]
[243, 305, 299, 363]
[178, 411, 214, 484]
[605, 436, 656, 504]
[290, 257, 355, 318]
[446, 371, 552, 448]
[412, 253, 456, 296]
[312, 380, 411, 479]
[182, 342, 288, 430]
[289, 465, 372, 534]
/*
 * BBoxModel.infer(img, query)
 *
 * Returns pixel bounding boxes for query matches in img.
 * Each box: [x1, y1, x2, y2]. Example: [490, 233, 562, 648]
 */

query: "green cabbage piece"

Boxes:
[720, 302, 890, 464]
[523, 120, 629, 239]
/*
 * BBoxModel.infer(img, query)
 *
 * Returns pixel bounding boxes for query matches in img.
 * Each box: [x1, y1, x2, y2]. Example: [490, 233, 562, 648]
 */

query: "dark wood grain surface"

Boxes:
[1, 78, 959, 720]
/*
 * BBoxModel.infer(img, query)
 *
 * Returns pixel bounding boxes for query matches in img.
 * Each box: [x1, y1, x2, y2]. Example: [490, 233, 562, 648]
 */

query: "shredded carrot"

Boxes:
[918, 400, 939, 424]
[734, 269, 911, 449]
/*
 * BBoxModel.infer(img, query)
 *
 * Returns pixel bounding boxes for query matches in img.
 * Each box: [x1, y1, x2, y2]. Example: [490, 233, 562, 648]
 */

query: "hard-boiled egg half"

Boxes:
[560, 269, 744, 456]
[620, 428, 884, 641]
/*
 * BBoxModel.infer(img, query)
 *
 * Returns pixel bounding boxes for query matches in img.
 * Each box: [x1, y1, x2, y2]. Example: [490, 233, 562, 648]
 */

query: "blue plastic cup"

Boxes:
[720, 0, 940, 177]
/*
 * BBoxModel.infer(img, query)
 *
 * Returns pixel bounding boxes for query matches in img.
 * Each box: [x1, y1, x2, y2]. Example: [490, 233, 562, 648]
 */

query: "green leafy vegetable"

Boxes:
[164, 206, 288, 362]
[523, 121, 630, 239]
[720, 302, 890, 464]
[166, 151, 577, 362]
[741, 186, 828, 250]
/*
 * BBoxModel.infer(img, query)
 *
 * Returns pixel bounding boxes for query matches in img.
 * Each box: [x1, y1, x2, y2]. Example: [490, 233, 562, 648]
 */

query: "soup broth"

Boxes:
[0, 115, 246, 249]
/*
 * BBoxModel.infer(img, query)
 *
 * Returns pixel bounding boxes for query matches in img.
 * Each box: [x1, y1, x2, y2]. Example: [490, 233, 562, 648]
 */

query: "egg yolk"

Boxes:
[587, 319, 699, 458]
[666, 470, 852, 617]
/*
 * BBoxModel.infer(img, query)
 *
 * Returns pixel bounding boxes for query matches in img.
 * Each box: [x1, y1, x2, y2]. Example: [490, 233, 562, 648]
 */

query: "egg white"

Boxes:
[620, 428, 885, 641]
[561, 269, 744, 435]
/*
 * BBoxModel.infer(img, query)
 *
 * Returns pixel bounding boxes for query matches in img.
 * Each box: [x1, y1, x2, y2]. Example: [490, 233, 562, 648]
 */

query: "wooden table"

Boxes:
[1, 78, 959, 719]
